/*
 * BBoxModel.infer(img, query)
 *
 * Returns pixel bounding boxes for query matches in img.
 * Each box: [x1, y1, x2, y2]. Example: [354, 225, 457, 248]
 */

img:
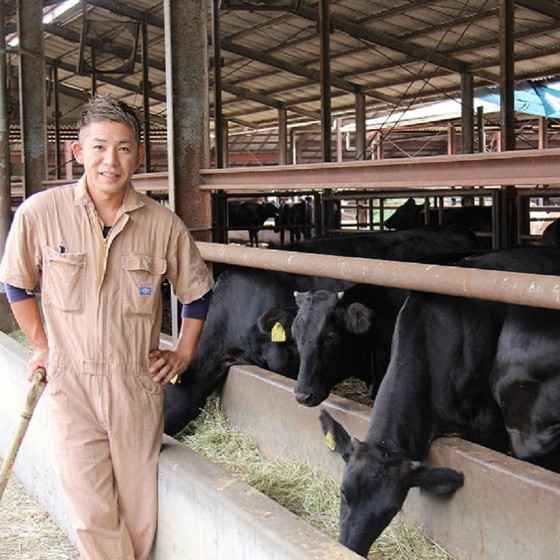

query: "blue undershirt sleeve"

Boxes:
[5, 284, 35, 303]
[181, 289, 213, 321]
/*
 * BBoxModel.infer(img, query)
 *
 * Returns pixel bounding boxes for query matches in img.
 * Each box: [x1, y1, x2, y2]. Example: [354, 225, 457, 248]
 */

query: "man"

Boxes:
[0, 95, 214, 559]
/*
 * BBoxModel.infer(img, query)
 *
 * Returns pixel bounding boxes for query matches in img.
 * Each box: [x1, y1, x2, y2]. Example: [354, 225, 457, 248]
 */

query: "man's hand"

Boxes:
[149, 316, 206, 386]
[149, 348, 191, 385]
[28, 347, 49, 382]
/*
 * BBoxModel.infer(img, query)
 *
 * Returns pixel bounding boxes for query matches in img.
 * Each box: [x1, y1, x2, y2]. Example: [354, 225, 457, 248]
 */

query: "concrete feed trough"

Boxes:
[220, 365, 560, 560]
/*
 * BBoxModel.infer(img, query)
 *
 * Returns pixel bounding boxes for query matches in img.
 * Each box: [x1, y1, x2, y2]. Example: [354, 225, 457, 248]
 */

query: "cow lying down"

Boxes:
[320, 245, 560, 557]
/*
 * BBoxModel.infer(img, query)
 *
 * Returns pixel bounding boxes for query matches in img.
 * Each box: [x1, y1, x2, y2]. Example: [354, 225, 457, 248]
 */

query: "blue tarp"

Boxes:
[476, 80, 560, 118]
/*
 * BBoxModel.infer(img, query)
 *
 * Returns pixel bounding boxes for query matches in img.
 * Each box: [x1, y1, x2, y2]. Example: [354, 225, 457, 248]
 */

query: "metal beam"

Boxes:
[515, 0, 560, 20]
[221, 38, 395, 104]
[293, 4, 469, 75]
[47, 57, 167, 103]
[198, 148, 560, 190]
[82, 0, 164, 27]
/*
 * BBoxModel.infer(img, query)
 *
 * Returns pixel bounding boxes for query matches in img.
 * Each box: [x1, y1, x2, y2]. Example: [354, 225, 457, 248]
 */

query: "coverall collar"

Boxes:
[73, 174, 146, 214]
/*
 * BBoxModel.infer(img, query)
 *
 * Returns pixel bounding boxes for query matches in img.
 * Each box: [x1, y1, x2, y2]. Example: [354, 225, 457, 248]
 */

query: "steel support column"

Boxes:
[212, 0, 224, 169]
[163, 0, 211, 236]
[17, 0, 47, 197]
[278, 107, 288, 165]
[355, 92, 366, 161]
[141, 21, 151, 172]
[221, 118, 229, 168]
[477, 106, 485, 153]
[499, 0, 516, 152]
[460, 72, 474, 154]
[0, 0, 11, 257]
[318, 0, 331, 162]
[538, 117, 548, 150]
[499, 0, 516, 247]
[52, 61, 62, 180]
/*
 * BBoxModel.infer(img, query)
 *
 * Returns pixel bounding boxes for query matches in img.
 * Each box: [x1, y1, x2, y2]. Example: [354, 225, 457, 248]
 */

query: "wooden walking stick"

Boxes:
[0, 368, 46, 500]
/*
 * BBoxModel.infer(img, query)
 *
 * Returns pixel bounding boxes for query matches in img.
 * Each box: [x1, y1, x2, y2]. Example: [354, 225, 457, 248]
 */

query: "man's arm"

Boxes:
[10, 297, 49, 381]
[149, 317, 205, 385]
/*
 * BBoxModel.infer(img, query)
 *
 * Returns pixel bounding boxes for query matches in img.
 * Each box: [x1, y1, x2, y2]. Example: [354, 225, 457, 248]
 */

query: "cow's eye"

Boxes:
[323, 332, 337, 346]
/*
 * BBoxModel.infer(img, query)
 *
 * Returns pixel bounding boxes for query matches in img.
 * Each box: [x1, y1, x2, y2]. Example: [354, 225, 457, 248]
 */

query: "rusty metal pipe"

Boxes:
[197, 242, 560, 310]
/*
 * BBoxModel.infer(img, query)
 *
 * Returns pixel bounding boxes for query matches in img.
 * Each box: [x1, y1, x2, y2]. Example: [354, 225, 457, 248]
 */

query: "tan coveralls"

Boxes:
[0, 177, 213, 560]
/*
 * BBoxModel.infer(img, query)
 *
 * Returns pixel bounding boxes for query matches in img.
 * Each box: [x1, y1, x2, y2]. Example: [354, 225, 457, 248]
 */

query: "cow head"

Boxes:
[320, 410, 464, 557]
[493, 375, 560, 471]
[490, 306, 560, 472]
[384, 198, 421, 230]
[291, 290, 374, 406]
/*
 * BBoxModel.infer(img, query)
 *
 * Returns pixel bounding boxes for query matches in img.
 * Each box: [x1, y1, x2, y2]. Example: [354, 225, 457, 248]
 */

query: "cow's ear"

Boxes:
[409, 464, 464, 496]
[319, 409, 355, 463]
[257, 308, 295, 339]
[343, 302, 374, 334]
[294, 291, 308, 307]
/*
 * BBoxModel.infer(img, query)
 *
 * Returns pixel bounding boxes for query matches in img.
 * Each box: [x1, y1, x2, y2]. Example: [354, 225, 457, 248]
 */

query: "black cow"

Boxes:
[384, 198, 492, 233]
[541, 217, 560, 246]
[163, 265, 353, 435]
[279, 226, 482, 406]
[319, 245, 560, 557]
[164, 267, 298, 435]
[274, 198, 314, 247]
[227, 200, 279, 246]
[490, 304, 560, 472]
[282, 224, 481, 262]
[290, 284, 408, 406]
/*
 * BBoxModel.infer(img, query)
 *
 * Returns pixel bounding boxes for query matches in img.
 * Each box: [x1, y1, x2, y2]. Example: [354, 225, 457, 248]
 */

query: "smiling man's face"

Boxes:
[72, 120, 145, 201]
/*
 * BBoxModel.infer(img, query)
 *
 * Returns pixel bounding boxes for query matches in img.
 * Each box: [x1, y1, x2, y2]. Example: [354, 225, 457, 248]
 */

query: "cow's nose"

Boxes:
[294, 389, 315, 406]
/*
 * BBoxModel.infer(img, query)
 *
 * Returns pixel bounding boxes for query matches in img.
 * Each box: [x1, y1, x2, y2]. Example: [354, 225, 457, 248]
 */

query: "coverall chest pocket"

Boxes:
[122, 253, 167, 317]
[42, 245, 86, 312]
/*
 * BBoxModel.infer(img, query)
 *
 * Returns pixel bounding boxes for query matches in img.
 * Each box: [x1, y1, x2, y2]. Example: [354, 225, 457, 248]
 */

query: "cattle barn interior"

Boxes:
[3, 2, 560, 559]
[3, 1, 560, 250]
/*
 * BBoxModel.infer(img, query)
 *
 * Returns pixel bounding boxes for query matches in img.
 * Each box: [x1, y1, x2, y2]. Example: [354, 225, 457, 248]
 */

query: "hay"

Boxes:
[178, 397, 454, 560]
[0, 475, 79, 560]
[8, 329, 30, 348]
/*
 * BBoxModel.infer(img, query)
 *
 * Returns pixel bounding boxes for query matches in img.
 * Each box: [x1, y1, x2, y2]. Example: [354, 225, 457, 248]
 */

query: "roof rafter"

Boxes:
[292, 3, 470, 75]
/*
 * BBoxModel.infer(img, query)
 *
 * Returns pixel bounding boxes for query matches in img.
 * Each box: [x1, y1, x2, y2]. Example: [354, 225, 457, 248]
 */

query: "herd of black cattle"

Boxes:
[165, 200, 560, 557]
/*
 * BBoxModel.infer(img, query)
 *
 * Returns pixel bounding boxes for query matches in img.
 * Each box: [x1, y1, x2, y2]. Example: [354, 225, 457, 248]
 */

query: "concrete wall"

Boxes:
[221, 365, 560, 560]
[0, 332, 360, 560]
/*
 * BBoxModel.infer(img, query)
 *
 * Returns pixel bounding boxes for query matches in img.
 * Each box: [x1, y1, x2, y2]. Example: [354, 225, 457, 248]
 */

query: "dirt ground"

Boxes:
[0, 474, 79, 560]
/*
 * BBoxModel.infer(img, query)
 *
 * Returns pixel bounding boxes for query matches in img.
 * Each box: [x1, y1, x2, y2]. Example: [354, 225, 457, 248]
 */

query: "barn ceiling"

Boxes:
[5, 0, 560, 164]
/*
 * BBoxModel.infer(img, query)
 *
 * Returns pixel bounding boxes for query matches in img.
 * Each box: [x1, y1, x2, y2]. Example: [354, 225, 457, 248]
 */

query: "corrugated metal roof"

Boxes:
[5, 0, 560, 163]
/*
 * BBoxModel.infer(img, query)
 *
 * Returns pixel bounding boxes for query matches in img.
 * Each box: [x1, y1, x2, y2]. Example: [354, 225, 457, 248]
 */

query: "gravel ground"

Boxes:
[0, 473, 79, 560]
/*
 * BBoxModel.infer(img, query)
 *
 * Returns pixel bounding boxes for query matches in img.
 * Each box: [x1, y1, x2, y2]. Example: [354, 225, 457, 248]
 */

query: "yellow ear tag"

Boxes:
[324, 430, 336, 451]
[271, 321, 287, 343]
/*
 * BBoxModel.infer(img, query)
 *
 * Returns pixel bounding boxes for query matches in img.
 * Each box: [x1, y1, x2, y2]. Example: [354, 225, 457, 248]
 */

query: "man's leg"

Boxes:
[47, 371, 136, 560]
[107, 374, 164, 560]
